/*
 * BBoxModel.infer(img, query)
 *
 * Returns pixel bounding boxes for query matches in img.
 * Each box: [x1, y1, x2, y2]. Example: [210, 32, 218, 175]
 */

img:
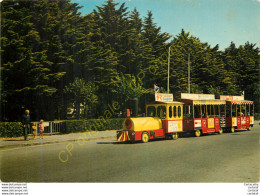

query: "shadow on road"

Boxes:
[96, 138, 178, 145]
[96, 141, 134, 145]
[97, 137, 164, 144]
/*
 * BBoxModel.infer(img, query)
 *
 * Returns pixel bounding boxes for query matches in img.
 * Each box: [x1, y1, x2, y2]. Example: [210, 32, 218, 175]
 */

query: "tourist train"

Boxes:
[117, 93, 254, 143]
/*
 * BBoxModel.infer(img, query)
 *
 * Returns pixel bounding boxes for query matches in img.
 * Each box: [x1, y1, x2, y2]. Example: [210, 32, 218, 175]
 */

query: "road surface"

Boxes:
[1, 124, 259, 182]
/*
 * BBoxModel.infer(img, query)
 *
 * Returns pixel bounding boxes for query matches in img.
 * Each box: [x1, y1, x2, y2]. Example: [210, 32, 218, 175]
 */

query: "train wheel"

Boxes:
[141, 132, 149, 143]
[218, 128, 223, 134]
[230, 127, 235, 133]
[172, 133, 179, 140]
[194, 130, 201, 137]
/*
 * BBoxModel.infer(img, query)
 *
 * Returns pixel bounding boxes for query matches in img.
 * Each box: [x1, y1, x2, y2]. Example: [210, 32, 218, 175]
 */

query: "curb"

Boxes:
[0, 135, 116, 150]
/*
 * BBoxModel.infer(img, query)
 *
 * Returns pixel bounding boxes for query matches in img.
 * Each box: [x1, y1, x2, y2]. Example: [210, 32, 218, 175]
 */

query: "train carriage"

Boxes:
[179, 93, 226, 137]
[221, 95, 254, 132]
[117, 100, 184, 143]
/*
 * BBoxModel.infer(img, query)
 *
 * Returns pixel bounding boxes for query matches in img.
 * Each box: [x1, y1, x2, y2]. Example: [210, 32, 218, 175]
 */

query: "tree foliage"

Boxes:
[64, 78, 98, 119]
[1, 0, 259, 121]
[112, 73, 150, 109]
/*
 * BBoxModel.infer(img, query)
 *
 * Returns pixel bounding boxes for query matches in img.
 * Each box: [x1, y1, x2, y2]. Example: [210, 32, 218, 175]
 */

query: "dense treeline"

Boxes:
[1, 0, 259, 121]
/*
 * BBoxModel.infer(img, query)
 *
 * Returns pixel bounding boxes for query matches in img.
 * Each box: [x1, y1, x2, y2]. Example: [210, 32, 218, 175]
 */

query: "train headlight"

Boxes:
[116, 131, 120, 135]
[132, 131, 135, 136]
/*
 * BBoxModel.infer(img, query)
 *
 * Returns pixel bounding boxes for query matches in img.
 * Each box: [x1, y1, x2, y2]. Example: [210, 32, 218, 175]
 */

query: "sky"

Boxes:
[72, 0, 260, 50]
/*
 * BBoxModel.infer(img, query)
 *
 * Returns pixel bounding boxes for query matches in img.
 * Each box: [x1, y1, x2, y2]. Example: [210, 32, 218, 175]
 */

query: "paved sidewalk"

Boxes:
[0, 130, 117, 149]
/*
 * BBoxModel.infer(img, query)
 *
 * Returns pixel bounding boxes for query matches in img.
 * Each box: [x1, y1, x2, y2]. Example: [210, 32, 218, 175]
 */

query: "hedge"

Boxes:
[254, 113, 260, 120]
[62, 118, 125, 134]
[0, 122, 24, 137]
[0, 118, 125, 137]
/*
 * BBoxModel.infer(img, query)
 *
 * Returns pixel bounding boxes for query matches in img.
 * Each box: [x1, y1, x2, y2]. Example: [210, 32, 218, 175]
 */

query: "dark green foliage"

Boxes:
[0, 122, 24, 137]
[1, 0, 259, 121]
[254, 113, 260, 121]
[62, 118, 125, 134]
[1, 0, 79, 120]
[0, 118, 124, 137]
[64, 78, 98, 119]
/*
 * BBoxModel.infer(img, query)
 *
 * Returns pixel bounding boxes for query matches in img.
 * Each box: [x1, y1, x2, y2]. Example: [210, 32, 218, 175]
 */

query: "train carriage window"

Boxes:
[250, 104, 254, 116]
[202, 105, 207, 118]
[173, 106, 177, 118]
[214, 105, 219, 116]
[240, 104, 246, 116]
[184, 105, 192, 119]
[232, 104, 237, 117]
[194, 105, 201, 118]
[209, 105, 214, 117]
[206, 105, 210, 117]
[169, 106, 172, 118]
[226, 104, 231, 117]
[157, 106, 166, 119]
[246, 104, 250, 116]
[220, 105, 225, 117]
[178, 106, 181, 118]
[190, 105, 193, 118]
[237, 104, 241, 116]
[147, 106, 156, 117]
[184, 105, 187, 118]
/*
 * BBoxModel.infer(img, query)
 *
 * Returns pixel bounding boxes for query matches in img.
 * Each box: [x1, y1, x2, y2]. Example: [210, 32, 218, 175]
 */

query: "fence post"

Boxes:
[50, 122, 53, 136]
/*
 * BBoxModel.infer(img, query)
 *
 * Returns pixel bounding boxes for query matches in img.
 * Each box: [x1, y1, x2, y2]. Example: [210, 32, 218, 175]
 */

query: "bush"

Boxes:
[0, 118, 125, 137]
[61, 120, 85, 134]
[254, 113, 260, 120]
[0, 122, 24, 137]
[63, 118, 125, 134]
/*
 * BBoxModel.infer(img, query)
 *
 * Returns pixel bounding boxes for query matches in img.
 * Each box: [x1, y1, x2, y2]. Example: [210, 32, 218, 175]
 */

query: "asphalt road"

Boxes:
[1, 124, 259, 182]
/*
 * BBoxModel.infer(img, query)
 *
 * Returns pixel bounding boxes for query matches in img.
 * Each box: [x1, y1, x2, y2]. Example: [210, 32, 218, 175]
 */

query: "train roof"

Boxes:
[226, 100, 254, 104]
[147, 101, 184, 105]
[179, 99, 226, 105]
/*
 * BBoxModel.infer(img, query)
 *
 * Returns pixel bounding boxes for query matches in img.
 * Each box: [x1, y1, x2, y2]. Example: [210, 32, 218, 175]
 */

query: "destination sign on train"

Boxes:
[181, 93, 215, 100]
[155, 93, 174, 102]
[220, 95, 244, 101]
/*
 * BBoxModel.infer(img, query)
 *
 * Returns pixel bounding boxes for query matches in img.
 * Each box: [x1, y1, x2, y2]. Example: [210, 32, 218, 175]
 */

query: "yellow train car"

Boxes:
[117, 101, 184, 143]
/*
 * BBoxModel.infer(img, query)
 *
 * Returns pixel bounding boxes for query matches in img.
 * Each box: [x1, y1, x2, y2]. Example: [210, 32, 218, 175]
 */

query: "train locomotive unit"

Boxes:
[116, 93, 254, 143]
[117, 94, 183, 143]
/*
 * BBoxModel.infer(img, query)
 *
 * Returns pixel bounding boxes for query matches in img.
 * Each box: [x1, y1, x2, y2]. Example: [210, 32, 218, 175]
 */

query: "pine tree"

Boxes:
[222, 42, 241, 94]
[236, 42, 260, 112]
[1, 0, 83, 120]
[1, 0, 62, 120]
[92, 0, 129, 73]
[142, 11, 171, 92]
